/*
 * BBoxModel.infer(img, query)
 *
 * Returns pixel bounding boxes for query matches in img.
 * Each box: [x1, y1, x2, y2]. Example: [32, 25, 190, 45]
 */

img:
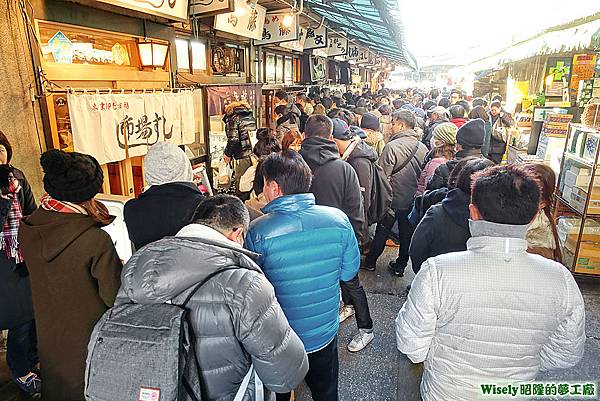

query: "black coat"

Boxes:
[0, 167, 37, 329]
[345, 141, 378, 240]
[300, 137, 365, 245]
[124, 182, 204, 250]
[223, 106, 257, 160]
[409, 188, 471, 272]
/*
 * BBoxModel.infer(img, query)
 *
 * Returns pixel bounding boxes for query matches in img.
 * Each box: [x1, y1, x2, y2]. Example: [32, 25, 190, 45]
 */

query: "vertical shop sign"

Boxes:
[68, 91, 197, 164]
[346, 44, 360, 61]
[280, 27, 306, 52]
[326, 35, 347, 57]
[255, 13, 299, 45]
[214, 0, 266, 40]
[303, 25, 327, 49]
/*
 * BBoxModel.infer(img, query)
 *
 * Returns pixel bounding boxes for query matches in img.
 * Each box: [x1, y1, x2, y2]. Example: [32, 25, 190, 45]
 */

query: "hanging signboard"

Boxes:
[255, 13, 299, 45]
[206, 84, 262, 116]
[346, 43, 360, 61]
[211, 46, 244, 74]
[280, 27, 306, 52]
[357, 48, 370, 64]
[304, 25, 327, 50]
[68, 91, 197, 165]
[327, 35, 347, 57]
[189, 0, 233, 17]
[214, 0, 266, 40]
[310, 57, 327, 82]
[96, 0, 190, 21]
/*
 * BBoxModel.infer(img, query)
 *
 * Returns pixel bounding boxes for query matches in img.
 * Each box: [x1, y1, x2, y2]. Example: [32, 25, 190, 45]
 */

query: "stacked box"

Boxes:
[559, 217, 600, 274]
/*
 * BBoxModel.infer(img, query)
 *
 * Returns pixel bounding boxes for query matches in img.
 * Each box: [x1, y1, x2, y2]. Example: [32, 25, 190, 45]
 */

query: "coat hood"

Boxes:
[300, 136, 341, 168]
[20, 209, 108, 262]
[224, 101, 251, 115]
[347, 140, 378, 163]
[441, 188, 471, 229]
[364, 130, 384, 147]
[119, 225, 261, 304]
[262, 193, 315, 214]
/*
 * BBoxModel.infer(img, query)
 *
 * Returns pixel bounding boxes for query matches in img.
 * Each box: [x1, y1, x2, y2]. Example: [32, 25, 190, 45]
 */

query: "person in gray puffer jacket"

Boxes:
[116, 195, 308, 401]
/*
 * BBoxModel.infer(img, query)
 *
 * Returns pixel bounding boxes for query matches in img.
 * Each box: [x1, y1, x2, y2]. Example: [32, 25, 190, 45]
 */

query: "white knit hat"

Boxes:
[144, 142, 193, 186]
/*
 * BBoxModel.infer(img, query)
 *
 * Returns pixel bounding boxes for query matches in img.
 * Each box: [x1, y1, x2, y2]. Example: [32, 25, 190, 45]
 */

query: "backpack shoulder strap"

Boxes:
[391, 140, 421, 177]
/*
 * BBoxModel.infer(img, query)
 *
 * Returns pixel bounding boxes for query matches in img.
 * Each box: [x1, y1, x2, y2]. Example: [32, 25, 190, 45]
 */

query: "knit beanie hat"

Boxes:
[360, 113, 381, 131]
[144, 142, 193, 186]
[332, 118, 353, 140]
[40, 149, 103, 203]
[456, 118, 485, 149]
[432, 122, 457, 146]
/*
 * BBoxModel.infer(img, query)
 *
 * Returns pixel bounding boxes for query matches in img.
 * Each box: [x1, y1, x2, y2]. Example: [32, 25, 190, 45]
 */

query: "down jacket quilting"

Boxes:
[117, 225, 308, 401]
[246, 193, 360, 353]
[223, 102, 257, 160]
[396, 221, 586, 401]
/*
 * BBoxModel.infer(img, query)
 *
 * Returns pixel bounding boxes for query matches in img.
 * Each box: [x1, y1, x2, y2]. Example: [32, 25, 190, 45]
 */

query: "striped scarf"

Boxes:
[40, 194, 88, 215]
[0, 176, 24, 263]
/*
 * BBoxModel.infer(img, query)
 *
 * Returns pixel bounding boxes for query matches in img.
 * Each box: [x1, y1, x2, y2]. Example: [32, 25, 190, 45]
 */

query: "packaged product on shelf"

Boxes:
[564, 170, 600, 188]
[558, 217, 600, 274]
[583, 133, 600, 161]
[570, 188, 600, 214]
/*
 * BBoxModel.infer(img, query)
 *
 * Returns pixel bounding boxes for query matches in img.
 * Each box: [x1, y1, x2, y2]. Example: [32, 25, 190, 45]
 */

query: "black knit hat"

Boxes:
[360, 113, 381, 131]
[40, 149, 104, 203]
[456, 119, 485, 149]
[0, 131, 13, 163]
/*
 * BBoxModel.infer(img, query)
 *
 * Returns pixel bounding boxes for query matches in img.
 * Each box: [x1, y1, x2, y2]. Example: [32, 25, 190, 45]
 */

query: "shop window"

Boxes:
[266, 54, 276, 83]
[276, 55, 284, 83]
[191, 41, 207, 71]
[284, 56, 293, 84]
[175, 38, 191, 71]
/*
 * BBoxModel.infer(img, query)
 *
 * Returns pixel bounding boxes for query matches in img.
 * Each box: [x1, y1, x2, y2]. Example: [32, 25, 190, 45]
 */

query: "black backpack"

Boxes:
[368, 163, 393, 225]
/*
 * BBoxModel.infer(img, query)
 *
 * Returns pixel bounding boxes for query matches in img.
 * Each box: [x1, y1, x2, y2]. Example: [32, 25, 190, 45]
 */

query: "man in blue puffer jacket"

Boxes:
[245, 150, 360, 401]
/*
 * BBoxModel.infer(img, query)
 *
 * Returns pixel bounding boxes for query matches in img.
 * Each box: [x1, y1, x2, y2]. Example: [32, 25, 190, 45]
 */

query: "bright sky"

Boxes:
[399, 1, 600, 67]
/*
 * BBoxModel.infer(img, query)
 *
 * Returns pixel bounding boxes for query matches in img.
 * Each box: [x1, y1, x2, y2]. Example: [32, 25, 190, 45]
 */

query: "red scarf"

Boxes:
[0, 176, 24, 263]
[40, 194, 88, 215]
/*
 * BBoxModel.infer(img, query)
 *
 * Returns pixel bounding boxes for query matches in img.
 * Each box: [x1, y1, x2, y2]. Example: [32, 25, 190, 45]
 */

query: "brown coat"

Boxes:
[18, 209, 122, 401]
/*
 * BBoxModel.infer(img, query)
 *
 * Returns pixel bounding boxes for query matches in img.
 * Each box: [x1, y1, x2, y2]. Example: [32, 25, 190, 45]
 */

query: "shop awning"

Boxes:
[304, 0, 416, 68]
[468, 14, 600, 72]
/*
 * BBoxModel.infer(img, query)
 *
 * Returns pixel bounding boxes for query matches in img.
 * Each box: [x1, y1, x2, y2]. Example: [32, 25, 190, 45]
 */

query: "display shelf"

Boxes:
[554, 122, 600, 277]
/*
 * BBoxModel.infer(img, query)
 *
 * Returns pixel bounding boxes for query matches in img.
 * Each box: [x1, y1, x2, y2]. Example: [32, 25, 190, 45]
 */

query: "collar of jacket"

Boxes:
[176, 224, 260, 261]
[261, 193, 315, 214]
[389, 129, 418, 142]
[456, 148, 483, 159]
[143, 181, 200, 195]
[467, 219, 529, 254]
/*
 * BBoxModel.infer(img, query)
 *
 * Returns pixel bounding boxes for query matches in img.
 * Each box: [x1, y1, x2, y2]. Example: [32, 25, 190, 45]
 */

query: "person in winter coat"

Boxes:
[488, 100, 515, 164]
[124, 142, 203, 250]
[427, 118, 486, 191]
[0, 132, 39, 395]
[448, 104, 467, 128]
[468, 105, 492, 157]
[421, 106, 449, 148]
[330, 119, 376, 353]
[363, 110, 428, 277]
[360, 112, 385, 156]
[415, 123, 456, 197]
[223, 101, 257, 192]
[409, 158, 493, 272]
[119, 194, 308, 401]
[523, 163, 561, 261]
[379, 104, 394, 142]
[245, 152, 360, 401]
[396, 165, 585, 401]
[19, 150, 122, 401]
[300, 115, 365, 245]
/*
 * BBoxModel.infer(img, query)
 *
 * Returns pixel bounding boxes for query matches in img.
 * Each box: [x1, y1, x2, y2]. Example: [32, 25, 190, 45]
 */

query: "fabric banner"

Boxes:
[68, 90, 199, 164]
[206, 84, 262, 116]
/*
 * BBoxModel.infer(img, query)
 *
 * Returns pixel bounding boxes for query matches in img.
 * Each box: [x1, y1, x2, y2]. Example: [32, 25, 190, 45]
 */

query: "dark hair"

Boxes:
[431, 143, 455, 161]
[448, 156, 478, 188]
[296, 93, 308, 103]
[321, 97, 333, 110]
[332, 96, 343, 108]
[450, 89, 462, 97]
[309, 93, 321, 103]
[490, 101, 502, 109]
[392, 110, 416, 130]
[281, 130, 303, 151]
[192, 195, 250, 232]
[261, 150, 312, 195]
[274, 104, 286, 115]
[379, 104, 393, 116]
[0, 131, 13, 163]
[438, 97, 450, 108]
[471, 165, 541, 225]
[472, 97, 487, 108]
[304, 114, 333, 138]
[455, 158, 494, 194]
[456, 100, 471, 114]
[430, 89, 440, 99]
[522, 163, 561, 261]
[422, 100, 436, 112]
[253, 128, 281, 157]
[356, 98, 368, 108]
[491, 95, 503, 103]
[275, 90, 288, 102]
[449, 104, 465, 119]
[469, 106, 490, 122]
[392, 99, 404, 109]
[327, 108, 343, 119]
